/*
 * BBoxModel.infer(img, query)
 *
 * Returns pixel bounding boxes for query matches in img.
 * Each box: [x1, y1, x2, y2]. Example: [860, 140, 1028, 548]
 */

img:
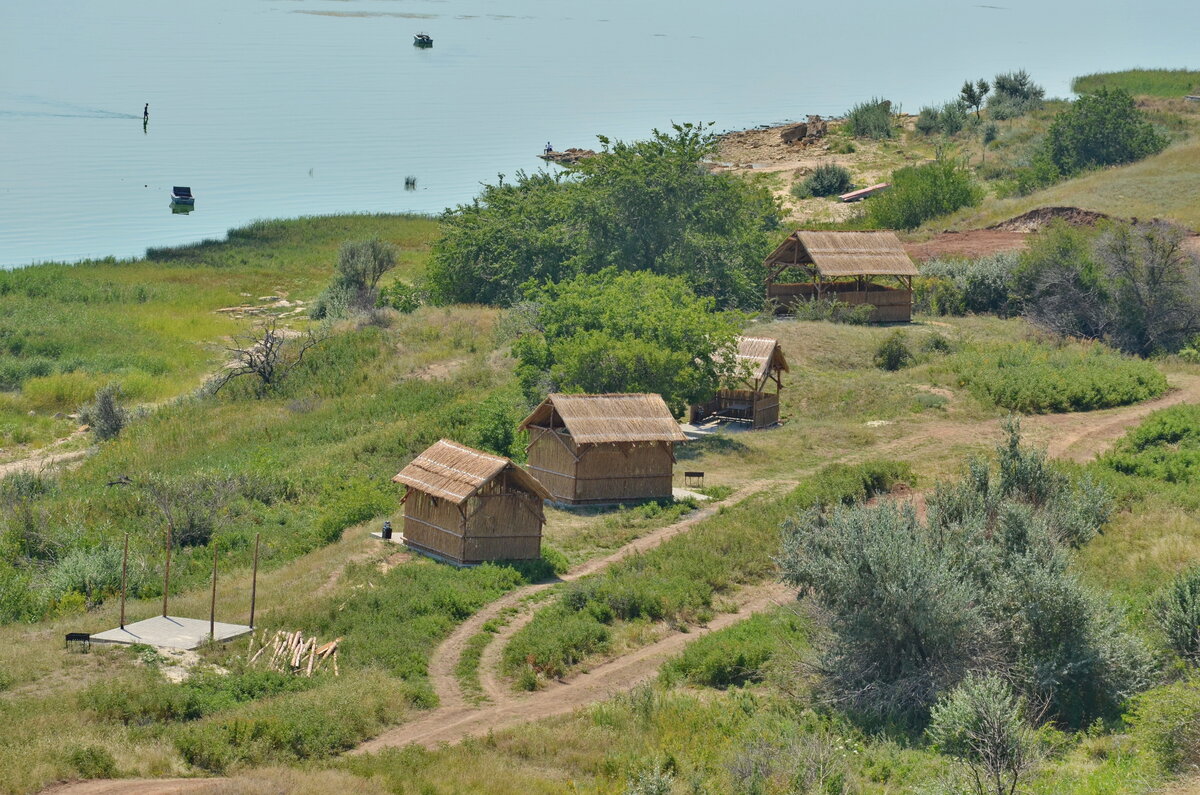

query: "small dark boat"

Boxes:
[171, 186, 195, 206]
[413, 33, 433, 48]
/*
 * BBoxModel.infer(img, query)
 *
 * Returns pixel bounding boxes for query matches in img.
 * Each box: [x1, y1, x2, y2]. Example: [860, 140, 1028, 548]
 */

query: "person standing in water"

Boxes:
[143, 103, 149, 121]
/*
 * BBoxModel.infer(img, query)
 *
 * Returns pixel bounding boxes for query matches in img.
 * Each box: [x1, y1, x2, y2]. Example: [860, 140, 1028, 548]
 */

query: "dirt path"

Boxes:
[353, 583, 792, 753]
[0, 443, 88, 480]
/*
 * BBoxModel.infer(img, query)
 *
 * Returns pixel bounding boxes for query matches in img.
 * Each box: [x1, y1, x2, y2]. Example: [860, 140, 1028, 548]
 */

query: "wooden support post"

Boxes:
[162, 525, 172, 618]
[250, 533, 260, 628]
[120, 533, 129, 629]
[209, 540, 218, 641]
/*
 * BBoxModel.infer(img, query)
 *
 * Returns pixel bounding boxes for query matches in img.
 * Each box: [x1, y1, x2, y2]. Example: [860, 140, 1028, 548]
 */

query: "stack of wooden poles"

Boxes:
[247, 629, 341, 677]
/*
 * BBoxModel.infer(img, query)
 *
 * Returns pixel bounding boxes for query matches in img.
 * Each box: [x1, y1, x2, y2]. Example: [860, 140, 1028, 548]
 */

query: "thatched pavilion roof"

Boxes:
[520, 394, 687, 445]
[729, 336, 788, 383]
[764, 231, 919, 279]
[393, 439, 549, 504]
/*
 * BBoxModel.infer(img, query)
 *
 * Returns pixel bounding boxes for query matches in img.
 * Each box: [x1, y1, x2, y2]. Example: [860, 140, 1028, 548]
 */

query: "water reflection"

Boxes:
[170, 202, 194, 215]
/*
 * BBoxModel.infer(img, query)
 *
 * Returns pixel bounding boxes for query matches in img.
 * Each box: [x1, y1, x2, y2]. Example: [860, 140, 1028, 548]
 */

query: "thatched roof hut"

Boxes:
[692, 337, 789, 429]
[764, 231, 919, 322]
[519, 394, 686, 505]
[393, 439, 549, 564]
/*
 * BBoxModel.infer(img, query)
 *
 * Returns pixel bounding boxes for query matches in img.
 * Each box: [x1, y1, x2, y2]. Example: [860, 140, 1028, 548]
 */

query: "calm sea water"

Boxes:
[1, 0, 1195, 267]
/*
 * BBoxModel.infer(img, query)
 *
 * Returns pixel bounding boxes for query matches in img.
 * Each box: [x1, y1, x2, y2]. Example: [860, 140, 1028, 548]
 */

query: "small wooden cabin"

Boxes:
[392, 439, 550, 565]
[764, 231, 919, 322]
[690, 336, 789, 429]
[519, 394, 687, 505]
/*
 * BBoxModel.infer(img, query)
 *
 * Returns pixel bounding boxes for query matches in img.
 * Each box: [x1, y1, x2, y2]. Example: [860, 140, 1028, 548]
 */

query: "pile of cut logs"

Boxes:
[248, 630, 341, 677]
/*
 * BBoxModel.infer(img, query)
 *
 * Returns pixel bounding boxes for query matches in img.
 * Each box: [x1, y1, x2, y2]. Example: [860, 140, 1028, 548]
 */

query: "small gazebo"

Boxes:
[764, 230, 919, 322]
[393, 439, 550, 565]
[690, 336, 789, 429]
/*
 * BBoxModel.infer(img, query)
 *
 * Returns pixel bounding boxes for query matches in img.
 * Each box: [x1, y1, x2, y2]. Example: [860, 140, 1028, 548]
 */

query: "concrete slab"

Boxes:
[91, 615, 252, 651]
[370, 531, 405, 545]
[678, 419, 755, 440]
[672, 487, 713, 502]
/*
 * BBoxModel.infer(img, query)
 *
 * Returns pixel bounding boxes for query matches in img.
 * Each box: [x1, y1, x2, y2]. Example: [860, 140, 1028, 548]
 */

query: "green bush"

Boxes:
[874, 331, 913, 371]
[1044, 88, 1168, 176]
[377, 281, 423, 314]
[1127, 679, 1200, 773]
[786, 298, 874, 325]
[316, 478, 394, 544]
[1102, 405, 1200, 484]
[915, 253, 1019, 317]
[799, 163, 853, 198]
[867, 160, 983, 230]
[846, 98, 896, 139]
[986, 70, 1045, 119]
[65, 746, 118, 779]
[79, 383, 128, 442]
[660, 610, 808, 688]
[948, 342, 1167, 413]
[1151, 566, 1200, 665]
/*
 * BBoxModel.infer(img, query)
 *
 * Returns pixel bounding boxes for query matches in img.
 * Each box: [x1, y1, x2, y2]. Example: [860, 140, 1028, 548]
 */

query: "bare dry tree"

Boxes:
[212, 317, 324, 397]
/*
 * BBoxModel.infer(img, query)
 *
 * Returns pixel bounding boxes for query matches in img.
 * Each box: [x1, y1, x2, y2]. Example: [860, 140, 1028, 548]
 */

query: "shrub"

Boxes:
[867, 160, 983, 230]
[780, 424, 1149, 725]
[916, 253, 1019, 317]
[316, 478, 394, 544]
[874, 331, 913, 371]
[311, 238, 398, 320]
[786, 298, 874, 325]
[659, 610, 808, 688]
[377, 280, 423, 314]
[1152, 566, 1200, 665]
[927, 674, 1037, 795]
[986, 70, 1045, 119]
[846, 98, 895, 139]
[1044, 88, 1167, 176]
[78, 383, 128, 441]
[65, 746, 118, 779]
[1127, 679, 1200, 773]
[1102, 405, 1200, 484]
[947, 342, 1167, 413]
[800, 163, 853, 197]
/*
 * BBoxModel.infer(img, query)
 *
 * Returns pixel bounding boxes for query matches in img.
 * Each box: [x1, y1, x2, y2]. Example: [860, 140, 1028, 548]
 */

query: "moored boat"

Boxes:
[413, 33, 433, 48]
[171, 186, 195, 206]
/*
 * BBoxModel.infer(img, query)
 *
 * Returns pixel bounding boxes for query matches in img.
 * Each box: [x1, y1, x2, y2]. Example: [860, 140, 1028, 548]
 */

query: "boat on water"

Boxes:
[413, 33, 433, 48]
[171, 186, 195, 206]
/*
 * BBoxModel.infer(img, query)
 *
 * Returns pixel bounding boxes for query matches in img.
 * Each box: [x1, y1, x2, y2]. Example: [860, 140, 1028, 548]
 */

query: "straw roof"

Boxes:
[732, 337, 788, 383]
[393, 439, 549, 504]
[764, 231, 918, 278]
[520, 394, 688, 445]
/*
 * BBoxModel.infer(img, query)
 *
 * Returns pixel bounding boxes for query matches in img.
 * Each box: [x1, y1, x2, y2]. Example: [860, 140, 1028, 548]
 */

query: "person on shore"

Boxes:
[544, 141, 553, 155]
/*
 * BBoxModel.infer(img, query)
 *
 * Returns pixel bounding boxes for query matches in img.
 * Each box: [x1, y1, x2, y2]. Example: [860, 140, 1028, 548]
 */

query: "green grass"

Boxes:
[0, 214, 438, 451]
[1101, 404, 1200, 484]
[659, 607, 810, 689]
[943, 341, 1168, 413]
[1073, 69, 1200, 97]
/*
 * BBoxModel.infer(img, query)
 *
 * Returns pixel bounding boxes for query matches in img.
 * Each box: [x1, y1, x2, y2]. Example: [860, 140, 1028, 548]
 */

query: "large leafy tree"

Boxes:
[511, 269, 743, 413]
[427, 124, 780, 310]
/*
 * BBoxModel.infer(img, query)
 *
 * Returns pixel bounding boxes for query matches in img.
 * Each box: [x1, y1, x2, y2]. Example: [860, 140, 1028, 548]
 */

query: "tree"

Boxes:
[1044, 88, 1167, 176]
[1017, 220, 1200, 356]
[511, 269, 743, 414]
[311, 238, 399, 319]
[961, 78, 991, 118]
[427, 124, 780, 310]
[212, 317, 324, 397]
[928, 674, 1037, 795]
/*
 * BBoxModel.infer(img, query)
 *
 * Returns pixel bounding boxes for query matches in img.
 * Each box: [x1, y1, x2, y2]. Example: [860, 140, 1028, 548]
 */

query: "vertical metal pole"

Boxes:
[162, 526, 172, 618]
[250, 533, 260, 628]
[120, 533, 129, 629]
[210, 540, 218, 640]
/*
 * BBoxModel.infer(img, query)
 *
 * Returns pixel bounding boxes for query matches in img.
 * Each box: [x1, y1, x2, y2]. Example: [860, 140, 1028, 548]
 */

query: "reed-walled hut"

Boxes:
[519, 393, 687, 505]
[392, 439, 550, 565]
[690, 336, 789, 429]
[764, 230, 919, 322]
